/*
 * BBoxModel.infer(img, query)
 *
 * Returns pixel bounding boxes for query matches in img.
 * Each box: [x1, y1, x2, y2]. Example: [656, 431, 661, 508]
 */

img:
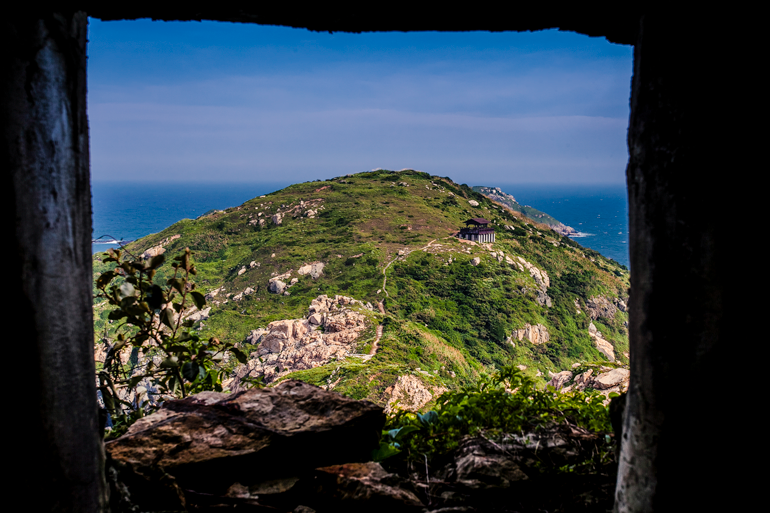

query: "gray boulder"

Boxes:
[107, 381, 385, 505]
[269, 279, 287, 294]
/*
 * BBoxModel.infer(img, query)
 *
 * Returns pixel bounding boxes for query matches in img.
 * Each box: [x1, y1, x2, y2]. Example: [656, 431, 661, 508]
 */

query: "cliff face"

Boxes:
[94, 170, 629, 409]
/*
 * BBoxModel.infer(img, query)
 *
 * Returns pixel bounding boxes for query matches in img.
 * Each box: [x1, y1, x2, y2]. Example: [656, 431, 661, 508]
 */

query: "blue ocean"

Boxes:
[91, 182, 289, 253]
[498, 183, 629, 268]
[92, 181, 629, 269]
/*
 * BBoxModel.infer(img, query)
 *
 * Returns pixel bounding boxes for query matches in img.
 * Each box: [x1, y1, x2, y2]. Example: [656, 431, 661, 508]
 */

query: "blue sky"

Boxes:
[87, 19, 633, 185]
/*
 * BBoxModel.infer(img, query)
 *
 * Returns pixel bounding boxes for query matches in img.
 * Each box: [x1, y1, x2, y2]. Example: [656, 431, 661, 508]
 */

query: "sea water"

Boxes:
[498, 183, 629, 268]
[92, 181, 630, 269]
[91, 182, 289, 254]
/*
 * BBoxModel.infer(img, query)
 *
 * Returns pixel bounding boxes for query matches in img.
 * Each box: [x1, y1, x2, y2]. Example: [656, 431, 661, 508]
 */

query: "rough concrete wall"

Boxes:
[85, 6, 641, 45]
[616, 13, 735, 512]
[1, 11, 107, 512]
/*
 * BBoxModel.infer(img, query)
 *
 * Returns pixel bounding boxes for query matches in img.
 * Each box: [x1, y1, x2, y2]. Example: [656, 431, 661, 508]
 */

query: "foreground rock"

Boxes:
[398, 426, 616, 512]
[311, 462, 423, 512]
[106, 380, 619, 512]
[107, 380, 385, 511]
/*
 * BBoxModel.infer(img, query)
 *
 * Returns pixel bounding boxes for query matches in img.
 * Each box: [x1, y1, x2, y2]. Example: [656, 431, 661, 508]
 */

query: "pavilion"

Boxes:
[459, 218, 496, 243]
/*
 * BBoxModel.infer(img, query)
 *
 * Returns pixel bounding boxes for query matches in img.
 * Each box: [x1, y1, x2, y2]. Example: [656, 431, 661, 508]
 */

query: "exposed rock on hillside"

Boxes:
[548, 370, 573, 390]
[298, 261, 325, 279]
[586, 296, 618, 320]
[226, 295, 375, 388]
[140, 234, 180, 260]
[589, 322, 616, 361]
[513, 323, 550, 345]
[514, 256, 552, 306]
[384, 374, 447, 413]
[547, 365, 629, 401]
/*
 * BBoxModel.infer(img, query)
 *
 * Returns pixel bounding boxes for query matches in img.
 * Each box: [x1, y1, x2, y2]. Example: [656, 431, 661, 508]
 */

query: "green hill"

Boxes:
[93, 170, 629, 409]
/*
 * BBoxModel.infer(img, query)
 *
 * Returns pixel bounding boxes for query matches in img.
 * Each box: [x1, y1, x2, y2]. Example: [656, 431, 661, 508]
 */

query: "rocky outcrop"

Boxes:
[589, 322, 616, 361]
[268, 279, 287, 295]
[468, 200, 479, 207]
[513, 323, 549, 345]
[552, 222, 578, 237]
[547, 365, 630, 401]
[298, 261, 325, 279]
[593, 368, 630, 390]
[384, 374, 447, 413]
[470, 257, 481, 266]
[140, 234, 181, 260]
[185, 307, 210, 322]
[514, 256, 552, 307]
[106, 381, 385, 511]
[547, 370, 573, 390]
[226, 295, 374, 387]
[585, 296, 618, 320]
[268, 270, 294, 295]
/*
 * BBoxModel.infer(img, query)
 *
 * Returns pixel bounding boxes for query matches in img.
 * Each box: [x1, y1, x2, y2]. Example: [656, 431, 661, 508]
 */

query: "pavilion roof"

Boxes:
[465, 218, 490, 225]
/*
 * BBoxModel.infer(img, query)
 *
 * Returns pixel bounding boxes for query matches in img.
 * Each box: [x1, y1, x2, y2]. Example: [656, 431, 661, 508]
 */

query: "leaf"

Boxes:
[182, 362, 199, 382]
[147, 285, 164, 310]
[96, 271, 116, 289]
[108, 309, 127, 321]
[148, 254, 166, 270]
[128, 375, 144, 388]
[230, 348, 248, 364]
[100, 388, 116, 412]
[190, 291, 206, 310]
[391, 425, 419, 441]
[418, 411, 439, 426]
[161, 308, 176, 328]
[160, 357, 179, 368]
[168, 278, 186, 294]
[372, 442, 401, 462]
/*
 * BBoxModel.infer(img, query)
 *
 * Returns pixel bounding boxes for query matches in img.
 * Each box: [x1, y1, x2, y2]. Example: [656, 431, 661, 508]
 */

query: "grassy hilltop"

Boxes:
[93, 170, 629, 407]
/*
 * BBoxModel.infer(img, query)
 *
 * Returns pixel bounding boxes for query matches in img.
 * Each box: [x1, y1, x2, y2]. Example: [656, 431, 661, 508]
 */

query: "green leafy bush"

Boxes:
[374, 366, 614, 472]
[95, 247, 247, 437]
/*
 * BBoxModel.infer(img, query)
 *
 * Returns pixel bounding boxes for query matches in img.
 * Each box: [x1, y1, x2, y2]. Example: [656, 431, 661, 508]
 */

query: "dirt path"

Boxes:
[369, 325, 383, 356]
[381, 240, 437, 298]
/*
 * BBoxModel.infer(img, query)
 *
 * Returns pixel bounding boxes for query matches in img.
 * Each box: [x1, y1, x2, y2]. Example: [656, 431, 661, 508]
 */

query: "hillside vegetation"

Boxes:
[93, 170, 629, 410]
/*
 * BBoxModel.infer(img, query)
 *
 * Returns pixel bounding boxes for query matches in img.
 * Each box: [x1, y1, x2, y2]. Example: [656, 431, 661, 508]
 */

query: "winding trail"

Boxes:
[380, 239, 437, 298]
[369, 325, 383, 356]
[366, 238, 449, 361]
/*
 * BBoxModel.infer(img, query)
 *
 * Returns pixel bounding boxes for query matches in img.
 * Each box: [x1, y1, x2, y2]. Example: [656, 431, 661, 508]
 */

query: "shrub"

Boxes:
[374, 366, 615, 473]
[95, 247, 247, 437]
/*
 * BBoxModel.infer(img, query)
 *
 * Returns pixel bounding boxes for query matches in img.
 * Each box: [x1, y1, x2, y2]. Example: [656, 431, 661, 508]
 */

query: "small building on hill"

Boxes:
[459, 218, 495, 243]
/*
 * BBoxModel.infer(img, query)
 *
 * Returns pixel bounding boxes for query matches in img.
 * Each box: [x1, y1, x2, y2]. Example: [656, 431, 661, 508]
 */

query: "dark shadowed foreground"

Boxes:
[107, 381, 619, 512]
